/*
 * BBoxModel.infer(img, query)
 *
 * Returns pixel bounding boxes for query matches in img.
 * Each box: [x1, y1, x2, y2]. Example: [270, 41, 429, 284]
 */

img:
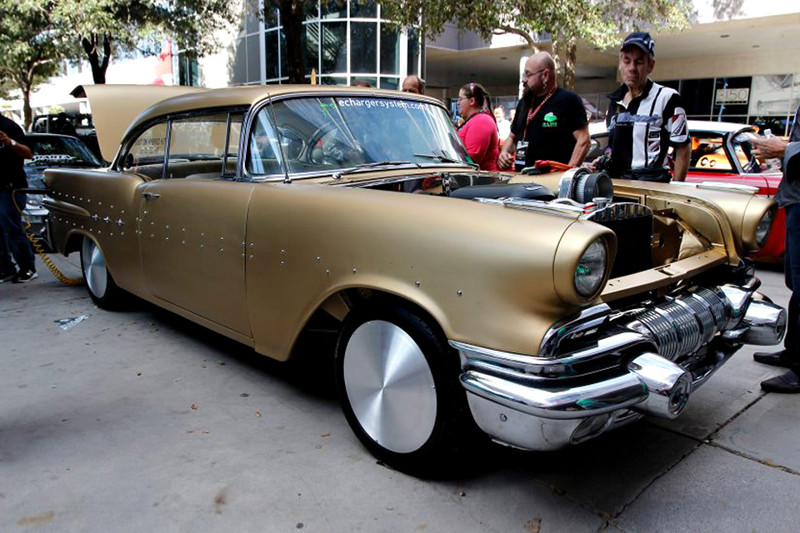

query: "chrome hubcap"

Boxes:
[82, 238, 107, 298]
[344, 320, 437, 453]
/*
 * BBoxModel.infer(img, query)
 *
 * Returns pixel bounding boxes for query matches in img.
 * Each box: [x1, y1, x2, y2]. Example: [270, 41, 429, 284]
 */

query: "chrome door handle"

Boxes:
[141, 192, 161, 200]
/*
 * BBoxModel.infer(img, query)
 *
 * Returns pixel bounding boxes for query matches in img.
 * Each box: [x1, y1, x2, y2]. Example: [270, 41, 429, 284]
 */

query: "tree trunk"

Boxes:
[280, 0, 305, 84]
[22, 85, 32, 130]
[563, 41, 577, 91]
[82, 34, 112, 84]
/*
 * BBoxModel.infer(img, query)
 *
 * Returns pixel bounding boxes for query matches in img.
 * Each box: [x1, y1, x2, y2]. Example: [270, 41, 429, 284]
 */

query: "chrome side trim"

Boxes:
[696, 182, 759, 194]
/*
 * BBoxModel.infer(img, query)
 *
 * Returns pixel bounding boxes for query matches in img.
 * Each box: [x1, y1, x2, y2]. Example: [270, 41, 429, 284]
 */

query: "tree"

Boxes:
[52, 0, 237, 84]
[378, 0, 693, 90]
[0, 0, 70, 128]
[264, 0, 310, 84]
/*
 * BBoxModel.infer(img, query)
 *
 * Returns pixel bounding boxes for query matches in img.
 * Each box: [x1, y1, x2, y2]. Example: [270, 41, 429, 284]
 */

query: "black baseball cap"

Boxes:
[621, 32, 655, 58]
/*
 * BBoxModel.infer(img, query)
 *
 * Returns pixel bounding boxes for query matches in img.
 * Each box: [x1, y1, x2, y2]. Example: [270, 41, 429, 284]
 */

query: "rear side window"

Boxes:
[121, 122, 168, 180]
[165, 112, 245, 180]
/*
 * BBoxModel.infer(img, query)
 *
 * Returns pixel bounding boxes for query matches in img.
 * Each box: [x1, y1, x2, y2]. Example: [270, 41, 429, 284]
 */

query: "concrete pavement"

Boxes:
[2, 255, 799, 532]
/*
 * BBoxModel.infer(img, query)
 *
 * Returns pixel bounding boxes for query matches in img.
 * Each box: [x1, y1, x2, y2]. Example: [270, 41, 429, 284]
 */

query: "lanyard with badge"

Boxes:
[515, 88, 556, 168]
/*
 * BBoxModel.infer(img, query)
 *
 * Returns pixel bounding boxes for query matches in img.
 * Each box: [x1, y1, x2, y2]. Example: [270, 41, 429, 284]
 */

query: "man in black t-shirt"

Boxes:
[0, 114, 37, 283]
[498, 52, 589, 171]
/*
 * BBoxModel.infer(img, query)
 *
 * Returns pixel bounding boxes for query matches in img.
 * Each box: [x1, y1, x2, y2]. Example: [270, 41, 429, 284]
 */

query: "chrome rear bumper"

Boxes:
[453, 283, 786, 451]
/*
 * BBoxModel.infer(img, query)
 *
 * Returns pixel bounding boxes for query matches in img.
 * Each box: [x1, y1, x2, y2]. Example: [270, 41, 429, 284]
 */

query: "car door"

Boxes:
[139, 111, 255, 337]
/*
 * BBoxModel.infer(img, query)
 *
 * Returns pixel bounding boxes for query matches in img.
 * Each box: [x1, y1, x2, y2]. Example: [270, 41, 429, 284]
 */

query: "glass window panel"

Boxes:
[304, 0, 319, 20]
[321, 76, 348, 85]
[380, 24, 399, 75]
[379, 77, 399, 90]
[351, 77, 377, 87]
[279, 28, 288, 80]
[169, 114, 228, 161]
[266, 30, 279, 80]
[244, 0, 260, 34]
[264, 6, 280, 29]
[713, 76, 751, 117]
[321, 0, 346, 19]
[351, 0, 377, 18]
[659, 79, 681, 92]
[232, 38, 247, 85]
[350, 22, 377, 74]
[247, 110, 284, 176]
[321, 22, 347, 74]
[247, 34, 260, 83]
[407, 29, 420, 76]
[122, 122, 168, 178]
[267, 96, 471, 175]
[681, 79, 713, 118]
[303, 22, 320, 76]
[749, 74, 796, 117]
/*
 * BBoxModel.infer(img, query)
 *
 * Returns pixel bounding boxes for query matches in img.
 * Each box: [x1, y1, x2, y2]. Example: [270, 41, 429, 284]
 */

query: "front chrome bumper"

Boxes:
[452, 281, 786, 451]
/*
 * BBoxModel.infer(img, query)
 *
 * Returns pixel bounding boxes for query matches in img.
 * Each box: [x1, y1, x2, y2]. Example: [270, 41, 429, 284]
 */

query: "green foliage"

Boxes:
[53, 0, 237, 59]
[0, 0, 71, 126]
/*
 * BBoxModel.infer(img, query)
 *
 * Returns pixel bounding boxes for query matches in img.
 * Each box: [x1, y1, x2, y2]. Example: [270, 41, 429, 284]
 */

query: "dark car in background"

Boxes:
[31, 113, 103, 162]
[22, 133, 103, 249]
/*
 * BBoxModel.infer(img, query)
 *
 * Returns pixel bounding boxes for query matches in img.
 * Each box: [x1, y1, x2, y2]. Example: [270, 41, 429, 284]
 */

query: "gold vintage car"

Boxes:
[43, 85, 785, 473]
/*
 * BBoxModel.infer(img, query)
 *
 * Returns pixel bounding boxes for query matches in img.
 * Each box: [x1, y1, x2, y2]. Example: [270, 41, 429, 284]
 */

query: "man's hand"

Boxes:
[497, 134, 516, 169]
[751, 136, 787, 160]
[0, 130, 11, 146]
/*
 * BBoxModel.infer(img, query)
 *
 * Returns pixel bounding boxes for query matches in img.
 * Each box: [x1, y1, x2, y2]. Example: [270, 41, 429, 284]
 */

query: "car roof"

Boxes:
[85, 84, 444, 162]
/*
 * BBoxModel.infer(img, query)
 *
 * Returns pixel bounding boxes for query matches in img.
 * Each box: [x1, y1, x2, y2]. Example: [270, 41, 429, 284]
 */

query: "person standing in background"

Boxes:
[456, 82, 499, 171]
[751, 107, 800, 392]
[498, 52, 589, 171]
[0, 114, 37, 283]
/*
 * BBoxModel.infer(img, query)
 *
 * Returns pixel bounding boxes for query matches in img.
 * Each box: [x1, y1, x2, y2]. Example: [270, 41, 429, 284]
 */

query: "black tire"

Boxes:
[80, 236, 127, 310]
[335, 299, 476, 475]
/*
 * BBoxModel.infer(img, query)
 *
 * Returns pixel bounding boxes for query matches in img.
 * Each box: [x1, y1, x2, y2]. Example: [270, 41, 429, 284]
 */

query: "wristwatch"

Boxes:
[8, 139, 16, 147]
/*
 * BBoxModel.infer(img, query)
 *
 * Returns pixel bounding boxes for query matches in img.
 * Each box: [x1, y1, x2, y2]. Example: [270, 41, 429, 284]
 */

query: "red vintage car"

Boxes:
[588, 120, 785, 262]
[682, 121, 784, 262]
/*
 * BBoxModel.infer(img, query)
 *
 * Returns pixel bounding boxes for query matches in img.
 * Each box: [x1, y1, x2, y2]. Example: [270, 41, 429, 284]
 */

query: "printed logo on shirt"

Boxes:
[542, 112, 558, 128]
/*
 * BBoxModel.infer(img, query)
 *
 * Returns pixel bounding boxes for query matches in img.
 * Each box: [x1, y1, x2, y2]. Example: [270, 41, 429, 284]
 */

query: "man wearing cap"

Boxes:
[603, 32, 690, 182]
[750, 107, 800, 392]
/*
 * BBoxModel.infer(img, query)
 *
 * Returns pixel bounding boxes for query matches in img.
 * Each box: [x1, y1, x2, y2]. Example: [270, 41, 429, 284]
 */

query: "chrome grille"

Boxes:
[625, 287, 733, 360]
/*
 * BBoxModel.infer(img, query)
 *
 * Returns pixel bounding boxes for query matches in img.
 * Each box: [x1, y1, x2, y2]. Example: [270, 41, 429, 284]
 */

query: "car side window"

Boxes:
[121, 122, 168, 179]
[167, 113, 233, 180]
[246, 110, 284, 177]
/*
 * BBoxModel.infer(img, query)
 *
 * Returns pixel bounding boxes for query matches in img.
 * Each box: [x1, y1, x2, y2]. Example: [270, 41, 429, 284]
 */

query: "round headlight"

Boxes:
[575, 238, 608, 297]
[755, 210, 773, 248]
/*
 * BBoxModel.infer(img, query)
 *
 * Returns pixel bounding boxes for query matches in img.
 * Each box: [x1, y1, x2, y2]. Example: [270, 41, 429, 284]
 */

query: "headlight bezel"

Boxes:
[574, 238, 609, 298]
[755, 209, 774, 249]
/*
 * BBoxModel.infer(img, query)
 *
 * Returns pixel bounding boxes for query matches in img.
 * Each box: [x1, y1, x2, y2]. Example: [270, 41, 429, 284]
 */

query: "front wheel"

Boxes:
[80, 236, 127, 309]
[335, 300, 475, 474]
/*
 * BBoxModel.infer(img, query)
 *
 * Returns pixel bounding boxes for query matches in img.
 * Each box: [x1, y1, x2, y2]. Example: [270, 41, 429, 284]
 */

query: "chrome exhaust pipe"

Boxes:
[627, 353, 692, 419]
[740, 299, 787, 345]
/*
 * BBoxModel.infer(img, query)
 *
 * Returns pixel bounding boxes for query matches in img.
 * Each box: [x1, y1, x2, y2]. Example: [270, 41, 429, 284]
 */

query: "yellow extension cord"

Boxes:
[12, 191, 84, 286]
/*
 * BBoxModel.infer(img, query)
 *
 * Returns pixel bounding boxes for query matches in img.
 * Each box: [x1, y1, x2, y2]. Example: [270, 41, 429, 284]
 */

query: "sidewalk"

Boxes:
[1, 257, 799, 532]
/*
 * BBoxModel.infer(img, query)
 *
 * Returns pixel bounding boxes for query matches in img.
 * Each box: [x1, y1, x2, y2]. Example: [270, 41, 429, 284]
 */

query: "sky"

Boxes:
[695, 0, 800, 23]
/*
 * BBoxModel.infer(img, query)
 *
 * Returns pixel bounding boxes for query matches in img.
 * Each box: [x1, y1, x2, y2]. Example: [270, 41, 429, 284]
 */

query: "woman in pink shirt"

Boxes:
[457, 83, 499, 171]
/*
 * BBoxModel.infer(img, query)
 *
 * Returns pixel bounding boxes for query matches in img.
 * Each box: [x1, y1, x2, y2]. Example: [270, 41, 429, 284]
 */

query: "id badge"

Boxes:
[514, 140, 528, 169]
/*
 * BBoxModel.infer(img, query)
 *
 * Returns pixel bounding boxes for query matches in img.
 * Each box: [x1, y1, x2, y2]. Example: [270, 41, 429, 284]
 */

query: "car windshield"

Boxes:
[689, 132, 733, 171]
[247, 96, 470, 177]
[730, 131, 776, 174]
[26, 136, 103, 168]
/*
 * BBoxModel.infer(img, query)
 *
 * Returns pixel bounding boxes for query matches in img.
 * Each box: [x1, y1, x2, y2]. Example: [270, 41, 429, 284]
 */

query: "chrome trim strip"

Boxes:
[696, 182, 759, 194]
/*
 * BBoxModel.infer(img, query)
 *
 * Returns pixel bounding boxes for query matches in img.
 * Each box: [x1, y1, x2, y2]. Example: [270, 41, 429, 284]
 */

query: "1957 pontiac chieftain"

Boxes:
[43, 85, 786, 473]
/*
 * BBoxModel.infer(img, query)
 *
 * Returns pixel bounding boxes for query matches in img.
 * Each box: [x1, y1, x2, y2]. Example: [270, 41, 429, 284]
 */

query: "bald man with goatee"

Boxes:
[498, 52, 589, 171]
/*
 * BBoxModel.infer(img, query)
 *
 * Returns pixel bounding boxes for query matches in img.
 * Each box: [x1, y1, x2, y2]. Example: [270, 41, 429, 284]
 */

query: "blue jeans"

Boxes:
[784, 204, 800, 371]
[0, 188, 35, 273]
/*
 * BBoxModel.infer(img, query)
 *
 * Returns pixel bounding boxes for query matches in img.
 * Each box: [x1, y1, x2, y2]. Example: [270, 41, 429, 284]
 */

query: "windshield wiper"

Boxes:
[336, 160, 419, 178]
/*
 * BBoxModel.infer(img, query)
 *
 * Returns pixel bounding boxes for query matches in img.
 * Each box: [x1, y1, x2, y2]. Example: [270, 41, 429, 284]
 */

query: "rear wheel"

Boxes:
[335, 300, 474, 474]
[80, 236, 126, 309]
